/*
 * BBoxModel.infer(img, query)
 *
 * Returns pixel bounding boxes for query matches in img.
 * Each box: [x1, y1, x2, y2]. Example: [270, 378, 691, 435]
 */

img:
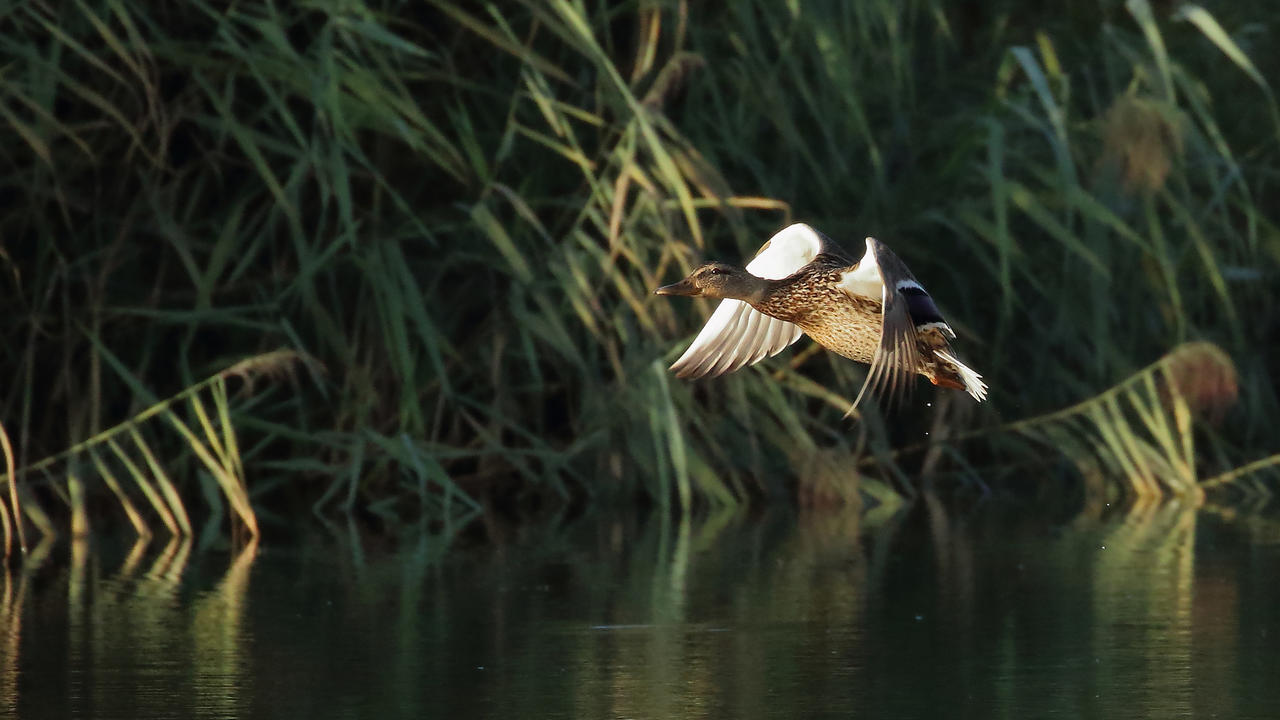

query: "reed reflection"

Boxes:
[1, 536, 52, 716]
[15, 535, 256, 719]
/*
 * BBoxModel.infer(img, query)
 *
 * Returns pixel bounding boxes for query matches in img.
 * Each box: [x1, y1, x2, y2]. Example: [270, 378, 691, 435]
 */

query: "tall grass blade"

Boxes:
[1126, 0, 1174, 102]
[129, 428, 193, 536]
[164, 407, 258, 538]
[107, 438, 180, 537]
[0, 421, 21, 557]
[1174, 4, 1279, 134]
[87, 447, 151, 538]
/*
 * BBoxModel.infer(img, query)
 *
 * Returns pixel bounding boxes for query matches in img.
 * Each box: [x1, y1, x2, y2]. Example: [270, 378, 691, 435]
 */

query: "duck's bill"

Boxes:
[654, 278, 700, 296]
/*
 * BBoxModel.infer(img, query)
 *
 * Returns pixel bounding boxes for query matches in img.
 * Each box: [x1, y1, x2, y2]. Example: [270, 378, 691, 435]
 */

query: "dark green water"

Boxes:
[5, 501, 1278, 719]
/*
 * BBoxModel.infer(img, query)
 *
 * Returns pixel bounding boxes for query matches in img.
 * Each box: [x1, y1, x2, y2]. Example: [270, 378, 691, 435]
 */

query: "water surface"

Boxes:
[5, 501, 1278, 718]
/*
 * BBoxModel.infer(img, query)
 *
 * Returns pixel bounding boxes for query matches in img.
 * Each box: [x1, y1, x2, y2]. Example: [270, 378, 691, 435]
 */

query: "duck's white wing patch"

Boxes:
[839, 239, 883, 300]
[668, 223, 821, 379]
[745, 223, 828, 279]
[841, 237, 922, 410]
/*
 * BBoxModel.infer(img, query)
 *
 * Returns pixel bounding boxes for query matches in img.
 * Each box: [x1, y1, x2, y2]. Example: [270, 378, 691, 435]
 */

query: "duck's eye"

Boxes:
[707, 267, 725, 276]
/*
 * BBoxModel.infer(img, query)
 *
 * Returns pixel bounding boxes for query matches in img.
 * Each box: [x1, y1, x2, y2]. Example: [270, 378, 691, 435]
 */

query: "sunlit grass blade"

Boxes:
[68, 472, 89, 538]
[164, 406, 258, 538]
[1174, 4, 1280, 135]
[0, 420, 21, 557]
[87, 447, 151, 538]
[212, 380, 246, 488]
[1201, 453, 1280, 491]
[129, 428, 193, 536]
[1125, 0, 1174, 102]
[107, 438, 180, 537]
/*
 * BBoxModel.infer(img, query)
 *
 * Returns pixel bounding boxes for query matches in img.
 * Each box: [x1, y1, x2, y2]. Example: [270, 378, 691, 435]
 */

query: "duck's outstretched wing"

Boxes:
[668, 299, 801, 378]
[669, 223, 833, 379]
[838, 237, 950, 410]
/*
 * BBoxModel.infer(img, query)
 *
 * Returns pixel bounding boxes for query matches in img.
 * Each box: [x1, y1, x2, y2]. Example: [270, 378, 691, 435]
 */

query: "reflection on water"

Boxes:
[9, 536, 255, 719]
[3, 501, 1279, 719]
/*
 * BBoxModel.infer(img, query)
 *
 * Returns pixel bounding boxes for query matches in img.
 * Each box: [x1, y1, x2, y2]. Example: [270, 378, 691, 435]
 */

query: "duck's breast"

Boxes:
[755, 274, 884, 364]
[795, 291, 883, 364]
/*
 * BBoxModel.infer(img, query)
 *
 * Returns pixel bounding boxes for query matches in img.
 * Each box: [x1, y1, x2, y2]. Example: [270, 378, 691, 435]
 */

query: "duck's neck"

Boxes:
[723, 271, 770, 305]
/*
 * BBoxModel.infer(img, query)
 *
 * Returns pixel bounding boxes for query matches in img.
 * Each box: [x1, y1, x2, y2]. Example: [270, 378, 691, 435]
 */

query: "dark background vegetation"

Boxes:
[2, 0, 1277, 535]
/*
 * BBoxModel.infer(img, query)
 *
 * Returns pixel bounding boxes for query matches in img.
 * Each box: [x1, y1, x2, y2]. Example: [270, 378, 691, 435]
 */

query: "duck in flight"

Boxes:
[655, 223, 987, 410]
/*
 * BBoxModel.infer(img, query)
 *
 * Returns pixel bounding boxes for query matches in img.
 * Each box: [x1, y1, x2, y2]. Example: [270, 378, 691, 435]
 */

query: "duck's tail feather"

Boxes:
[934, 349, 988, 402]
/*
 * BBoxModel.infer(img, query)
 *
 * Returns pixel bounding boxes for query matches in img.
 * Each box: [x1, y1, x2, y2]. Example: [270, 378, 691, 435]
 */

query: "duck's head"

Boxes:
[654, 262, 764, 302]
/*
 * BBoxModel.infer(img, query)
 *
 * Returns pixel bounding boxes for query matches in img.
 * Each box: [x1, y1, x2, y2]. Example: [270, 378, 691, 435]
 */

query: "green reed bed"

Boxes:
[1, 0, 1277, 544]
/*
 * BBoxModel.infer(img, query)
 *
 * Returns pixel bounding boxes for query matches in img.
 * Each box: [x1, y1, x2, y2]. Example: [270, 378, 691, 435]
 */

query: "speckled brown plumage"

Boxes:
[754, 259, 884, 364]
